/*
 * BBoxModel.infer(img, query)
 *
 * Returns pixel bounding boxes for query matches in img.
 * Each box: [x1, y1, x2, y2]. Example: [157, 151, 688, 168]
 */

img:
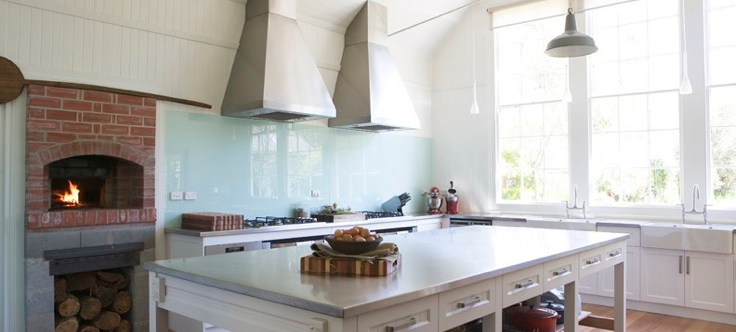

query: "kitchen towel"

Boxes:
[310, 242, 399, 262]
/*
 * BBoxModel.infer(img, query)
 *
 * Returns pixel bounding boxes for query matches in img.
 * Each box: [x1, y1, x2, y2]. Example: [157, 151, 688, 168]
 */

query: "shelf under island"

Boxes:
[145, 226, 629, 332]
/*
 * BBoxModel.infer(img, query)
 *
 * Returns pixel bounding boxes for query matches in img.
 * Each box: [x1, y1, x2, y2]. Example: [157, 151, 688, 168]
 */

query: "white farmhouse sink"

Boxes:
[640, 223, 734, 254]
[525, 217, 597, 231]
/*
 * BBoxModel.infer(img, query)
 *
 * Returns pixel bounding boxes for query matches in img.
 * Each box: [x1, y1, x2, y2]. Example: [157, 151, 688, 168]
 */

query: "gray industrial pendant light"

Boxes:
[545, 7, 598, 58]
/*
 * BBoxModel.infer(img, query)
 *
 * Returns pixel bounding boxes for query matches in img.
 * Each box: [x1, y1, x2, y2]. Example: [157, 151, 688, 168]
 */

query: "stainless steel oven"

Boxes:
[449, 218, 493, 227]
[204, 241, 269, 256]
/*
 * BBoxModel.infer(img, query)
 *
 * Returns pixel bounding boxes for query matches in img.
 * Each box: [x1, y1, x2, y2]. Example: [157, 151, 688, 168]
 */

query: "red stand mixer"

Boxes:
[445, 181, 459, 215]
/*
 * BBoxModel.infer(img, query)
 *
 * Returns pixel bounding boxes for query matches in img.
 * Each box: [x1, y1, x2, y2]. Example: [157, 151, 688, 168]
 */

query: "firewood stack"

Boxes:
[54, 270, 132, 332]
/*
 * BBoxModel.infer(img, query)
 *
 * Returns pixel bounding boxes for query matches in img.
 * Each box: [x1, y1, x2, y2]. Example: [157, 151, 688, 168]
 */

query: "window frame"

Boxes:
[489, 0, 736, 220]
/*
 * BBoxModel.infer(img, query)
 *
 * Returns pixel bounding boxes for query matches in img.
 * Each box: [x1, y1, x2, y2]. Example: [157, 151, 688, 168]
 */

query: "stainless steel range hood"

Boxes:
[329, 1, 420, 132]
[221, 0, 336, 122]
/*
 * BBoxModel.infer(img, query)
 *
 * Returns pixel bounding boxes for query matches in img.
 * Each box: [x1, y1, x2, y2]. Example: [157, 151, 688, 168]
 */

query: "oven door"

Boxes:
[449, 219, 493, 227]
[204, 241, 266, 256]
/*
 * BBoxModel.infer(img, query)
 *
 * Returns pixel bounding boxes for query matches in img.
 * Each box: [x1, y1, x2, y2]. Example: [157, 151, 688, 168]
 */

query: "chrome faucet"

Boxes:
[565, 185, 586, 219]
[681, 184, 708, 224]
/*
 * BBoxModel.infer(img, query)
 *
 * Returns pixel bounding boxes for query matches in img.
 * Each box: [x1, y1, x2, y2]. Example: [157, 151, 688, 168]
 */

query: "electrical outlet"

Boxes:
[170, 191, 183, 200]
[310, 190, 320, 198]
[184, 191, 197, 200]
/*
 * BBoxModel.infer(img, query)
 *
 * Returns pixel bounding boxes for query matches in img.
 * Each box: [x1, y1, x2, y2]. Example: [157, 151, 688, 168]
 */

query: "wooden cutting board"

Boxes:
[300, 254, 401, 276]
[312, 213, 366, 223]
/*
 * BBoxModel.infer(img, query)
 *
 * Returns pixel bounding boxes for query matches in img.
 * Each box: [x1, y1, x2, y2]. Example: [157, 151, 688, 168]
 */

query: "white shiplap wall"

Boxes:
[0, 90, 27, 332]
[0, 0, 244, 111]
[432, 6, 495, 213]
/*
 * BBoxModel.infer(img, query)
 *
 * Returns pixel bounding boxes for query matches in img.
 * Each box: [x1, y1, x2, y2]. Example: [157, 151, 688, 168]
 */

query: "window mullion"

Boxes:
[681, 0, 708, 209]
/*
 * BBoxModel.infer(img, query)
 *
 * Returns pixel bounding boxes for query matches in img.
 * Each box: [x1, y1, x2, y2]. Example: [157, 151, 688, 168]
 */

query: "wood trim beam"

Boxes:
[25, 79, 212, 109]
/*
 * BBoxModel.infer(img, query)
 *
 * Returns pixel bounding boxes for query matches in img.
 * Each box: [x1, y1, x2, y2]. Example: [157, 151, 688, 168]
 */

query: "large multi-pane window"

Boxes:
[587, 0, 681, 205]
[707, 0, 736, 204]
[494, 13, 569, 202]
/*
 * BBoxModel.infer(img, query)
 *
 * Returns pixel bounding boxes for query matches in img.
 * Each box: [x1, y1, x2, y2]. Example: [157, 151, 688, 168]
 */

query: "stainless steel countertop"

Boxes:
[165, 214, 443, 237]
[145, 226, 628, 318]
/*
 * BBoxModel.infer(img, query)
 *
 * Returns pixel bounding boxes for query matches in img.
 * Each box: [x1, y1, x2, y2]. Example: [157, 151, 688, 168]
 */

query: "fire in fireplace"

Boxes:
[48, 155, 144, 211]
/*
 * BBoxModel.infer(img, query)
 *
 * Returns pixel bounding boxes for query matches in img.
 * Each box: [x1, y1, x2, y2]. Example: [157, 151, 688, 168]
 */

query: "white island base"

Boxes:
[146, 226, 628, 332]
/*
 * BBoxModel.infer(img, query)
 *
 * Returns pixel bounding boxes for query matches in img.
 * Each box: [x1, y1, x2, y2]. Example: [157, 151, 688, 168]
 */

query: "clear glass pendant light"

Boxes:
[679, 0, 692, 95]
[470, 7, 480, 115]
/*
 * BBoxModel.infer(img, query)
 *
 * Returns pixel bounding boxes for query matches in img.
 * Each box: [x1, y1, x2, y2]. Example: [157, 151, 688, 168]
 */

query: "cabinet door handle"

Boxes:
[552, 268, 570, 277]
[386, 317, 417, 332]
[457, 296, 482, 309]
[585, 257, 600, 266]
[686, 256, 690, 275]
[515, 280, 536, 289]
[609, 250, 621, 258]
[679, 255, 683, 274]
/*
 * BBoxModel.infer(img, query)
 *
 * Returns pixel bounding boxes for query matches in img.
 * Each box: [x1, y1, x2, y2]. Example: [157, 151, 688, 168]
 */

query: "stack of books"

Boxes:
[181, 212, 244, 231]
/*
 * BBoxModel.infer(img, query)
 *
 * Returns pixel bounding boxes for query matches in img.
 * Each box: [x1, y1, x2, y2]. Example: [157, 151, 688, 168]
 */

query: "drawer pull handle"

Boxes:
[552, 268, 569, 277]
[585, 257, 600, 266]
[457, 296, 482, 309]
[515, 280, 535, 289]
[609, 250, 621, 258]
[386, 317, 417, 332]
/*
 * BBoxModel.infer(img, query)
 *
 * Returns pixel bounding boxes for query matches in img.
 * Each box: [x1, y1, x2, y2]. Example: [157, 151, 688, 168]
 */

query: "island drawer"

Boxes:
[543, 256, 577, 290]
[502, 264, 544, 307]
[438, 278, 496, 331]
[357, 295, 438, 332]
[579, 245, 608, 277]
[601, 242, 625, 268]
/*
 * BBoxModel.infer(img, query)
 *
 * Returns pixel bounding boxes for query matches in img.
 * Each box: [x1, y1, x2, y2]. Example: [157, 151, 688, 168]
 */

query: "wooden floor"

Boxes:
[581, 304, 736, 332]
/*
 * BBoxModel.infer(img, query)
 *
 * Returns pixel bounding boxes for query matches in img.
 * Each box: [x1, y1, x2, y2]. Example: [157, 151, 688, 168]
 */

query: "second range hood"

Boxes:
[329, 1, 420, 132]
[221, 0, 336, 122]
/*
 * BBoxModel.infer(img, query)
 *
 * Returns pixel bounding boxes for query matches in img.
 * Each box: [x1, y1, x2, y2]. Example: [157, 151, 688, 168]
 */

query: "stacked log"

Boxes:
[53, 269, 133, 332]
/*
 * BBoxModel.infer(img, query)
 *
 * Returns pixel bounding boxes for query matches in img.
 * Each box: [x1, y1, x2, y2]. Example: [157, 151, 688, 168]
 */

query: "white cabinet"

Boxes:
[598, 247, 640, 300]
[641, 248, 734, 313]
[685, 251, 734, 313]
[578, 273, 598, 295]
[640, 248, 685, 306]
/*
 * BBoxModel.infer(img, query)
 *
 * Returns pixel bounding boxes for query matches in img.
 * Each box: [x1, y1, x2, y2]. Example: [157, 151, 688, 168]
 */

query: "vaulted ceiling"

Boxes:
[297, 0, 477, 54]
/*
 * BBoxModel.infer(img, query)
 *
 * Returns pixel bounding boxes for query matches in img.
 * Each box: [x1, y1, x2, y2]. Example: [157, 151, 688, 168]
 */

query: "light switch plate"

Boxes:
[170, 191, 183, 200]
[184, 191, 197, 200]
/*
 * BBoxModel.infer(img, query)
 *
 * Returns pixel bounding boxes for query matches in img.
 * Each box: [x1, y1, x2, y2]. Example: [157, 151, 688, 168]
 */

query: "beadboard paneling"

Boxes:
[0, 90, 27, 332]
[0, 0, 243, 111]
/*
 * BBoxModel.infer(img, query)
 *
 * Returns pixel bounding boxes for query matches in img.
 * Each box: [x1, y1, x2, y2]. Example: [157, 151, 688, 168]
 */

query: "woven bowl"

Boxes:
[324, 235, 383, 255]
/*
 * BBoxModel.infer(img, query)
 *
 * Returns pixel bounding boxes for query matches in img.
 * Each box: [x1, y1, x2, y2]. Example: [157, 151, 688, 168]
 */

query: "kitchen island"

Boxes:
[145, 226, 628, 332]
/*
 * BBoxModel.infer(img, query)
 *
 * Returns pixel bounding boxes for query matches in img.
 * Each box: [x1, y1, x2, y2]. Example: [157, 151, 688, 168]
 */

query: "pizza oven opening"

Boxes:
[48, 155, 144, 211]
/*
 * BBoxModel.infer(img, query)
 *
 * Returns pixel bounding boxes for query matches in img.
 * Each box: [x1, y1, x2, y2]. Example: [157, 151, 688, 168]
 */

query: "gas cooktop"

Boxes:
[243, 216, 323, 229]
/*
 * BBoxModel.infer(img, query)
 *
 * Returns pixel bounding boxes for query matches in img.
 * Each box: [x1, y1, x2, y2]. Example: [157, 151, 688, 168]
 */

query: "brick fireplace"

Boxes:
[24, 85, 157, 331]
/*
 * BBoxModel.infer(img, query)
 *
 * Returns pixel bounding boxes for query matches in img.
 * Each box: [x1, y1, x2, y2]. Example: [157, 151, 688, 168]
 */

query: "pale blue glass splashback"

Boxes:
[164, 110, 433, 227]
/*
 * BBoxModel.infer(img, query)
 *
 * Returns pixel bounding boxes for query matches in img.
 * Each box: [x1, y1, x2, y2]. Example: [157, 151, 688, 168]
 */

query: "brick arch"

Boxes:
[34, 140, 154, 168]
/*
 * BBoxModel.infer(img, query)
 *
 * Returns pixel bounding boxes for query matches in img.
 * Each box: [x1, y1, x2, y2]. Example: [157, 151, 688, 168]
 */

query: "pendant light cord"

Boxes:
[681, 0, 687, 49]
[472, 6, 477, 86]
